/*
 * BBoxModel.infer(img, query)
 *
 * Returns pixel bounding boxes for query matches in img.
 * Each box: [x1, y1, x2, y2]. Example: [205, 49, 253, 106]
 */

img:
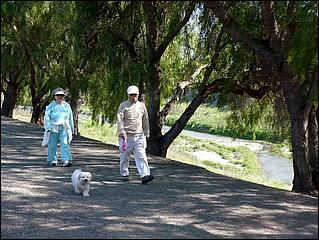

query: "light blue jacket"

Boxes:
[44, 101, 74, 133]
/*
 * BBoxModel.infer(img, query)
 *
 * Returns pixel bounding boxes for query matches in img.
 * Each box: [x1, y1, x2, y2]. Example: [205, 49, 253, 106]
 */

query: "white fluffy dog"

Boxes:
[71, 169, 92, 197]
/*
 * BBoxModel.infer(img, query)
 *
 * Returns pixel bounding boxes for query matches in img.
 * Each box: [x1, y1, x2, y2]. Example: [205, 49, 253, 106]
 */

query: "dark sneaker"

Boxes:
[50, 161, 58, 167]
[121, 176, 130, 182]
[141, 175, 154, 184]
[62, 160, 72, 167]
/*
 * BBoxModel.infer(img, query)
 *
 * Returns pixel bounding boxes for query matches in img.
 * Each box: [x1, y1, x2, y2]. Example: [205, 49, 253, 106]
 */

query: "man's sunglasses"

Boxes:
[55, 94, 65, 97]
[129, 94, 138, 96]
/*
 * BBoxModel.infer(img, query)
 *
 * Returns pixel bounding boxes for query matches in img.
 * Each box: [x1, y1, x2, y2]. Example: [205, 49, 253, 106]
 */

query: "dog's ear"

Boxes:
[78, 173, 81, 181]
[89, 173, 93, 180]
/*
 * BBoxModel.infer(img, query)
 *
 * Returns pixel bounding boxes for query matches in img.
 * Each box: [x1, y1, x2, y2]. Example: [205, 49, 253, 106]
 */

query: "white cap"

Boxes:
[52, 88, 67, 96]
[127, 85, 139, 95]
[54, 90, 66, 96]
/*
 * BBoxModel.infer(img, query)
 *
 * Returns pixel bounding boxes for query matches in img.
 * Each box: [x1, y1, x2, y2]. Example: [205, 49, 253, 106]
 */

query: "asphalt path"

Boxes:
[1, 116, 318, 239]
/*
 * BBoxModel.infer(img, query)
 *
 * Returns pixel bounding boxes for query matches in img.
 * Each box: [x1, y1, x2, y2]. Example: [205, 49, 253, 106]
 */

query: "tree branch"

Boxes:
[158, 28, 226, 126]
[282, 1, 297, 52]
[204, 1, 277, 66]
[199, 28, 225, 91]
[159, 64, 209, 121]
[161, 74, 270, 153]
[157, 2, 195, 59]
[232, 85, 270, 99]
[305, 64, 318, 107]
[262, 1, 280, 50]
[161, 77, 225, 149]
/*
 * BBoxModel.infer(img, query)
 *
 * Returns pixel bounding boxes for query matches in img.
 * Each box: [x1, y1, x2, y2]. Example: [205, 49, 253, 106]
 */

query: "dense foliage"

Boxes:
[1, 1, 317, 195]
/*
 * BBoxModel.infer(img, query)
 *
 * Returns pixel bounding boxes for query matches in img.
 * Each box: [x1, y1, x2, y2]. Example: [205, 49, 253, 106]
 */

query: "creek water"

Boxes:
[163, 126, 293, 185]
[257, 152, 293, 184]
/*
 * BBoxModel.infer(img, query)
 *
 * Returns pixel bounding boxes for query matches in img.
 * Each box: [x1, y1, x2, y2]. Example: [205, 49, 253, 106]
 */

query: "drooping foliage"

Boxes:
[76, 1, 196, 123]
[1, 1, 317, 195]
[204, 1, 318, 194]
[200, 2, 295, 141]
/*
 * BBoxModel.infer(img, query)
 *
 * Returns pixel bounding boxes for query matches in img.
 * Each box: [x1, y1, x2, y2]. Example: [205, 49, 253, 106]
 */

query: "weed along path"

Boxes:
[1, 116, 318, 239]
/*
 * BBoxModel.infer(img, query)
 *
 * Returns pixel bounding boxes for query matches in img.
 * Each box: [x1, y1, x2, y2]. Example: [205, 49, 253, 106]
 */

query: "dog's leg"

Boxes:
[74, 187, 81, 195]
[82, 192, 90, 197]
[82, 186, 90, 197]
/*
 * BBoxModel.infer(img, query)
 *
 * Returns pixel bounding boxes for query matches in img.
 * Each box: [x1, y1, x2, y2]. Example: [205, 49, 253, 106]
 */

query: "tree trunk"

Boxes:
[147, 26, 225, 157]
[308, 106, 318, 191]
[147, 61, 162, 141]
[148, 78, 225, 157]
[31, 104, 43, 125]
[147, 136, 164, 157]
[282, 76, 317, 195]
[144, 1, 163, 147]
[1, 72, 20, 117]
[70, 97, 82, 135]
[142, 1, 195, 156]
[30, 98, 50, 126]
[1, 88, 17, 117]
[290, 109, 313, 193]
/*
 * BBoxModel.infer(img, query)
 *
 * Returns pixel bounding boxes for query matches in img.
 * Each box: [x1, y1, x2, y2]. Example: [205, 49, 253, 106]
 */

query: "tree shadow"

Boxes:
[1, 116, 318, 239]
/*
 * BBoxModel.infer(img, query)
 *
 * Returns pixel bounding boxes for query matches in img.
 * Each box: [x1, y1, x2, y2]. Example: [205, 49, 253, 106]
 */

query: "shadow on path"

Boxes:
[1, 116, 318, 239]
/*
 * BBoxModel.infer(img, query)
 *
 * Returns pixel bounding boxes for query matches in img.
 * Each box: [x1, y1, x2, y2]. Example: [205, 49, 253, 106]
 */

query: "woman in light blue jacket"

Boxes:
[44, 88, 74, 167]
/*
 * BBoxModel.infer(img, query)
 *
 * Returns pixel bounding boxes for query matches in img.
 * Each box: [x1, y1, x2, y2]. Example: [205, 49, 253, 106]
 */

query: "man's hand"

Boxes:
[119, 132, 127, 139]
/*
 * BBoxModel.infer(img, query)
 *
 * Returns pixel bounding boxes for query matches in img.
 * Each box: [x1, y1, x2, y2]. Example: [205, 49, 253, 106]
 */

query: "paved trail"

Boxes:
[1, 116, 318, 239]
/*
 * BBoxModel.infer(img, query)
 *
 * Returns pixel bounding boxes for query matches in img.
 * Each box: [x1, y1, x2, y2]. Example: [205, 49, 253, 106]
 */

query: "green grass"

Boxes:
[12, 107, 292, 191]
[265, 142, 293, 159]
[13, 108, 33, 122]
[165, 102, 286, 141]
[165, 102, 292, 159]
[78, 120, 119, 146]
[165, 103, 230, 135]
[166, 134, 291, 190]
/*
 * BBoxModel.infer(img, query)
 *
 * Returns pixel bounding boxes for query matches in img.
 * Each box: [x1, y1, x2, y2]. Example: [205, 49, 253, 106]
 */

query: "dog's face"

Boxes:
[78, 172, 92, 185]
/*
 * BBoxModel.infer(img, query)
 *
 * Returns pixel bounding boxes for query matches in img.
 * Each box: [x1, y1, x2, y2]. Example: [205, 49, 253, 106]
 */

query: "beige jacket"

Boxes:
[117, 100, 150, 137]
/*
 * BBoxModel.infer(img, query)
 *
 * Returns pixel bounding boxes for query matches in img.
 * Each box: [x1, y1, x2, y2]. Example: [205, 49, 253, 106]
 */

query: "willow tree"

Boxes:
[54, 1, 97, 135]
[22, 1, 61, 124]
[1, 1, 30, 117]
[67, 2, 142, 125]
[204, 1, 318, 195]
[77, 2, 200, 135]
[1, 1, 70, 123]
[78, 1, 268, 158]
[81, 1, 227, 157]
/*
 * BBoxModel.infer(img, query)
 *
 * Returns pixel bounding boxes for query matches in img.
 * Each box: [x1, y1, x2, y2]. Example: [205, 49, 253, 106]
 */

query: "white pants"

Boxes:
[119, 134, 150, 178]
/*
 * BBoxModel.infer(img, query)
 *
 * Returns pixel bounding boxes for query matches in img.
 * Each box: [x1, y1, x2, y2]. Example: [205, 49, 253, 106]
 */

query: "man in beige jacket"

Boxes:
[117, 85, 154, 184]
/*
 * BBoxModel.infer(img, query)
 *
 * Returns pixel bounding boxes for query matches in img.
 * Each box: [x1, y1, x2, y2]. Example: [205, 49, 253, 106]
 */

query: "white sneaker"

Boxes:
[62, 161, 72, 167]
[50, 161, 58, 167]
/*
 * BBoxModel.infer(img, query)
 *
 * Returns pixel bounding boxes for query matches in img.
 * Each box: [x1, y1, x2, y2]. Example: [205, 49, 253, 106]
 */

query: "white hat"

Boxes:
[52, 88, 67, 96]
[54, 90, 66, 96]
[127, 85, 139, 95]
